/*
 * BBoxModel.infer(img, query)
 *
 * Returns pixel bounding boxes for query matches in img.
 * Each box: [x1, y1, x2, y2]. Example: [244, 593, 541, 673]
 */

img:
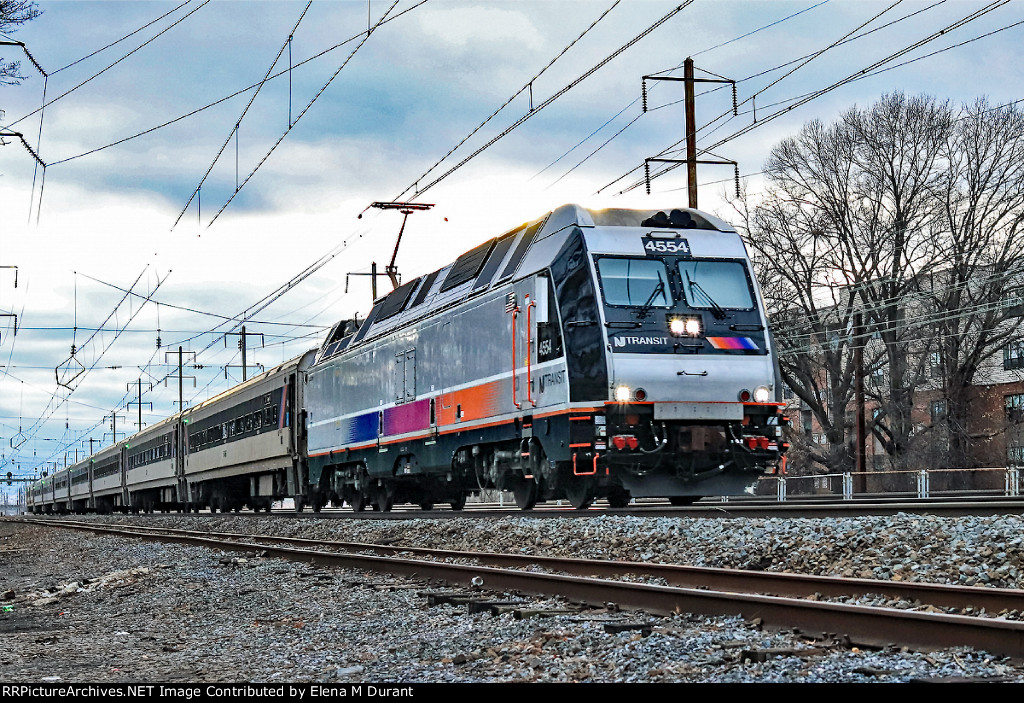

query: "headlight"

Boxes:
[614, 385, 632, 402]
[753, 386, 772, 403]
[669, 315, 702, 337]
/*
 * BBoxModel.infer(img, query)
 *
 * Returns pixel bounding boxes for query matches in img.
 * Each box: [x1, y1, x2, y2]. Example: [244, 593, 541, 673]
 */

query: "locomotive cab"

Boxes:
[547, 206, 786, 504]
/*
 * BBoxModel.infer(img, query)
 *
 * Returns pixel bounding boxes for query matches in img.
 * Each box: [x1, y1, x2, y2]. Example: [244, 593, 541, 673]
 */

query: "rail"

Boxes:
[15, 517, 1024, 660]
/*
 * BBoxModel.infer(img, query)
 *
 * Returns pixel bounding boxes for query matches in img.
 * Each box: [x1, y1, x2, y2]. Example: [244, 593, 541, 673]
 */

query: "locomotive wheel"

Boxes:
[419, 501, 434, 511]
[565, 480, 594, 510]
[606, 488, 631, 509]
[372, 485, 394, 512]
[350, 490, 367, 512]
[511, 476, 537, 511]
[669, 496, 697, 506]
[449, 494, 466, 511]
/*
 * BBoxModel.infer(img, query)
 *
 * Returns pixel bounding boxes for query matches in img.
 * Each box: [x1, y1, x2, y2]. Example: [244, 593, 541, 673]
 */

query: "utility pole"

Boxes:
[103, 413, 126, 445]
[224, 326, 264, 381]
[0, 265, 17, 345]
[346, 261, 391, 303]
[165, 347, 197, 410]
[854, 311, 867, 492]
[641, 58, 739, 207]
[127, 379, 153, 430]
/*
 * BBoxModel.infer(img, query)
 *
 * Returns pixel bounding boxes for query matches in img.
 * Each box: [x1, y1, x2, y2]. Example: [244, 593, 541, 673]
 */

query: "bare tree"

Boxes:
[736, 94, 955, 472]
[738, 93, 1024, 474]
[1, 0, 41, 87]
[841, 94, 952, 468]
[928, 99, 1024, 467]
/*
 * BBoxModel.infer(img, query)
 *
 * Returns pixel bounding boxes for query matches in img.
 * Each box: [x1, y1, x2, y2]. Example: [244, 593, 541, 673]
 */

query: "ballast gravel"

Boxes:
[2, 512, 1024, 683]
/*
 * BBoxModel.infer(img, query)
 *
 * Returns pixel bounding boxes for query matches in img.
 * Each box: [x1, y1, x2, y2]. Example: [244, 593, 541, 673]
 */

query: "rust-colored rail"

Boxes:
[12, 517, 1024, 660]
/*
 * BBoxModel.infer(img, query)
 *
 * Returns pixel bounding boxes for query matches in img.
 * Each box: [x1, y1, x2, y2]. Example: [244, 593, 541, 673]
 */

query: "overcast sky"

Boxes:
[1, 0, 1021, 482]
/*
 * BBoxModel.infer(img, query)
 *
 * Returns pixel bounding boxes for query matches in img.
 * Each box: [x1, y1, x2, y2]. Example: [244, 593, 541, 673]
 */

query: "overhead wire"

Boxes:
[397, 1, 696, 200]
[542, 0, 950, 190]
[205, 0, 406, 227]
[608, 0, 1013, 195]
[171, 1, 314, 230]
[49, 0, 197, 75]
[44, 2, 428, 168]
[392, 0, 624, 201]
[3, 0, 213, 130]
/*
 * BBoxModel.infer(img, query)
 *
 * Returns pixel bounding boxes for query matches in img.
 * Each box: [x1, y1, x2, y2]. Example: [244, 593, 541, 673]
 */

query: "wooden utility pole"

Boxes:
[641, 58, 739, 206]
[684, 57, 698, 209]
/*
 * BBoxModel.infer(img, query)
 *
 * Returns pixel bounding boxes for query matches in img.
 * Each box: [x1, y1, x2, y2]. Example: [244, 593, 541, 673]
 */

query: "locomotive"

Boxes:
[27, 204, 786, 514]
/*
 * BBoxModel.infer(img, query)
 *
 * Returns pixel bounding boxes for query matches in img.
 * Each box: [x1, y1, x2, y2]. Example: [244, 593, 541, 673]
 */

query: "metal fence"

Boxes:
[753, 466, 1023, 501]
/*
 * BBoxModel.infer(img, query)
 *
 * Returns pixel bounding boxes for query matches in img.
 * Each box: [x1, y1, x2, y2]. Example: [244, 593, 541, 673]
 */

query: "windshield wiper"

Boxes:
[685, 271, 727, 320]
[636, 272, 666, 320]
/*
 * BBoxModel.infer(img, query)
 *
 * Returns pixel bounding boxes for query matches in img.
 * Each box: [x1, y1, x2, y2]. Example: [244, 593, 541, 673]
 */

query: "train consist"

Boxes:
[28, 204, 787, 514]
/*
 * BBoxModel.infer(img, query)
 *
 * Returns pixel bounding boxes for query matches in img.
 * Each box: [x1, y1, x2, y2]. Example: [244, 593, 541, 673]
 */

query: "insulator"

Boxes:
[645, 161, 651, 195]
[732, 83, 738, 116]
[156, 335, 162, 349]
[642, 80, 648, 113]
[734, 165, 741, 198]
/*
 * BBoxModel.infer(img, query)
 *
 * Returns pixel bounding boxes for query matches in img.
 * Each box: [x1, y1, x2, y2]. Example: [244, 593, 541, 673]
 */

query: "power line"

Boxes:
[399, 1, 695, 200]
[540, 0, 937, 190]
[392, 0, 624, 201]
[172, 1, 314, 230]
[3, 0, 213, 130]
[43, 3, 426, 168]
[609, 0, 1012, 195]
[206, 0, 408, 227]
[50, 0, 196, 75]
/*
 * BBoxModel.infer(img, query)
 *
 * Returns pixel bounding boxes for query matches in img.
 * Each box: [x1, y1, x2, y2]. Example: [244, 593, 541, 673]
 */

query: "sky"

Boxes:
[0, 0, 1022, 483]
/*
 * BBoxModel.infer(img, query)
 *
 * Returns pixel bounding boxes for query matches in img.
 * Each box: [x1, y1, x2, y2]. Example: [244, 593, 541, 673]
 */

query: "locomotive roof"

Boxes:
[315, 203, 737, 363]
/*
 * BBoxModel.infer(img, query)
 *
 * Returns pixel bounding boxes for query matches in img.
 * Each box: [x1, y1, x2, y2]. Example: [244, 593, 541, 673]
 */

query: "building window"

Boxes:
[869, 367, 885, 386]
[1009, 445, 1024, 465]
[1005, 340, 1024, 370]
[1006, 394, 1024, 423]
[930, 399, 947, 423]
[1002, 288, 1024, 311]
[929, 352, 942, 379]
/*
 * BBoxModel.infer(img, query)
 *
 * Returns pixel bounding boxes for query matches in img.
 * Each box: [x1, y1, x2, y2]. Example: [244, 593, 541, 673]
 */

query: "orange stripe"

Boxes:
[438, 417, 513, 435]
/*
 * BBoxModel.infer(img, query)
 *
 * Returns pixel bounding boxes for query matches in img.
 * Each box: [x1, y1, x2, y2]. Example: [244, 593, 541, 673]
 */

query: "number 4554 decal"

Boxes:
[642, 236, 691, 256]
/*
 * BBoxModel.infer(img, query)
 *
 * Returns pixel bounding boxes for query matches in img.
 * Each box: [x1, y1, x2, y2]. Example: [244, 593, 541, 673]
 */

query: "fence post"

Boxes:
[1007, 467, 1020, 497]
[917, 469, 929, 499]
[776, 475, 786, 502]
[842, 472, 852, 500]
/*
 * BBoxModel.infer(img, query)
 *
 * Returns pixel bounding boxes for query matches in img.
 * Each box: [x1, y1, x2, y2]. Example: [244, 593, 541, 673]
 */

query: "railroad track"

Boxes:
[11, 516, 1024, 660]
[26, 493, 1024, 520]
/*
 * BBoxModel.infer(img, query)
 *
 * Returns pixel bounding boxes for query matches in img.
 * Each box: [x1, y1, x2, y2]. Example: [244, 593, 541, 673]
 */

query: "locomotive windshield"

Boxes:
[595, 258, 671, 308]
[678, 260, 754, 310]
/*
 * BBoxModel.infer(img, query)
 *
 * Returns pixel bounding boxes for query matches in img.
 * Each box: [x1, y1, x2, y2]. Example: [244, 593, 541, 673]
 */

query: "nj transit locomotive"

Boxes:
[28, 204, 786, 514]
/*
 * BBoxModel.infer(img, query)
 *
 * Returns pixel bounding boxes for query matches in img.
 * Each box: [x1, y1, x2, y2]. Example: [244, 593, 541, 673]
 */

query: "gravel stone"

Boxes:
[2, 513, 1024, 683]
